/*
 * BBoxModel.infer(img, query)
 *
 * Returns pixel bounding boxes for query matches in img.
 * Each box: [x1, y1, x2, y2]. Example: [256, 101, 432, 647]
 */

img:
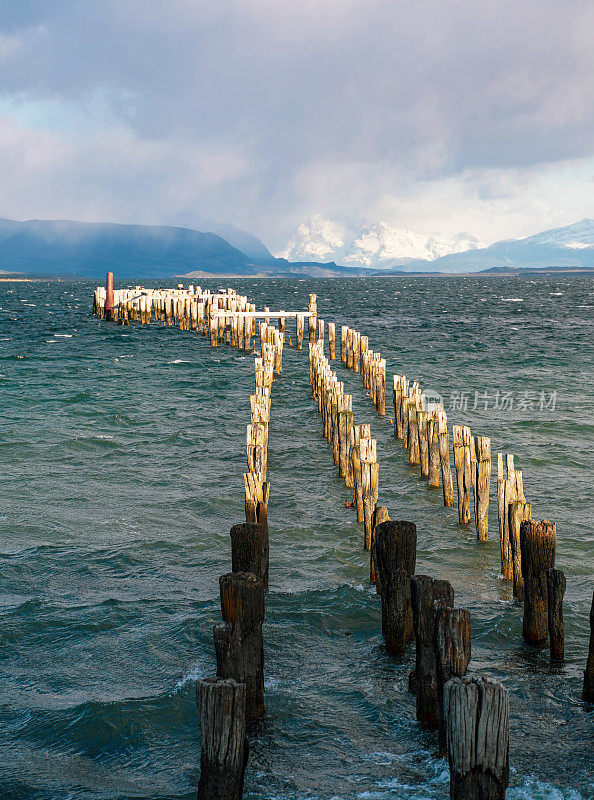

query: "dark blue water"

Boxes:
[0, 276, 592, 799]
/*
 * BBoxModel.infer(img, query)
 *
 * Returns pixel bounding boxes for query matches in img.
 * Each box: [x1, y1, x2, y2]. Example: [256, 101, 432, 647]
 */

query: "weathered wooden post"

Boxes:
[411, 575, 454, 726]
[377, 359, 386, 415]
[105, 272, 115, 321]
[338, 394, 353, 486]
[438, 411, 455, 507]
[370, 505, 390, 585]
[231, 522, 269, 591]
[418, 409, 429, 478]
[243, 473, 269, 532]
[351, 425, 364, 524]
[374, 521, 417, 653]
[408, 402, 420, 464]
[353, 331, 361, 373]
[293, 313, 303, 350]
[393, 376, 403, 439]
[582, 590, 594, 702]
[453, 425, 472, 524]
[475, 437, 491, 541]
[361, 437, 379, 549]
[499, 454, 515, 580]
[341, 325, 347, 363]
[308, 294, 317, 344]
[434, 606, 471, 753]
[328, 322, 336, 359]
[510, 497, 531, 601]
[196, 677, 248, 800]
[547, 568, 565, 661]
[215, 572, 265, 720]
[444, 676, 509, 800]
[520, 519, 556, 645]
[428, 411, 441, 488]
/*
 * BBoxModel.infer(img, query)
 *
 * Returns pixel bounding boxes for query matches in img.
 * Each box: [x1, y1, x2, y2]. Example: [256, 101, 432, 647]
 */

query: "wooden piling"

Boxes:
[408, 402, 420, 465]
[196, 677, 248, 800]
[444, 676, 509, 800]
[370, 506, 390, 586]
[453, 425, 472, 524]
[243, 473, 269, 532]
[475, 437, 491, 541]
[352, 425, 365, 523]
[328, 322, 336, 359]
[411, 574, 454, 726]
[428, 411, 441, 487]
[509, 498, 531, 601]
[215, 572, 265, 720]
[437, 411, 455, 507]
[374, 521, 417, 653]
[434, 606, 471, 753]
[353, 331, 361, 373]
[582, 590, 594, 702]
[360, 437, 379, 549]
[231, 522, 269, 591]
[418, 409, 429, 478]
[105, 272, 114, 321]
[547, 568, 565, 661]
[341, 326, 347, 363]
[308, 294, 317, 344]
[296, 314, 304, 350]
[520, 519, 556, 645]
[338, 394, 353, 486]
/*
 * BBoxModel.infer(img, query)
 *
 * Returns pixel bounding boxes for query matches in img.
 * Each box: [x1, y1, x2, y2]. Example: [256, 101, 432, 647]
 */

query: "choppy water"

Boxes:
[0, 276, 593, 800]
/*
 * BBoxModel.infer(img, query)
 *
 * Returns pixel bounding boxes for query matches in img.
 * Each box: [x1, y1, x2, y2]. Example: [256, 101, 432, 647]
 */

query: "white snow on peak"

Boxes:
[523, 218, 594, 249]
[277, 215, 345, 262]
[277, 217, 483, 267]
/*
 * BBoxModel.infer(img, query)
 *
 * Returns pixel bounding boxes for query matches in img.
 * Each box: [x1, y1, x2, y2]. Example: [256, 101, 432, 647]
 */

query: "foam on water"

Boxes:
[0, 276, 592, 800]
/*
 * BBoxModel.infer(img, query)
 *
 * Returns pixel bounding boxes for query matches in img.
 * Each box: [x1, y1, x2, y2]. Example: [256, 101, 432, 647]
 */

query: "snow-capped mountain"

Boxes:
[277, 215, 346, 262]
[520, 218, 594, 249]
[345, 223, 482, 266]
[278, 216, 483, 267]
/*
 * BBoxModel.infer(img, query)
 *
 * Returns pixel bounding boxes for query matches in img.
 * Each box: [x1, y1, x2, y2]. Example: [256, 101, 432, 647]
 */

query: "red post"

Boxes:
[105, 272, 114, 320]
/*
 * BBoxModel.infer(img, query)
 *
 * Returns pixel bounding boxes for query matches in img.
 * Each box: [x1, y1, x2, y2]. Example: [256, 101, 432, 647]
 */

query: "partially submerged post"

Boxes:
[231, 522, 269, 591]
[438, 411, 455, 507]
[196, 677, 248, 800]
[215, 572, 265, 720]
[444, 676, 509, 800]
[547, 568, 565, 661]
[475, 437, 491, 541]
[434, 606, 471, 753]
[370, 505, 390, 585]
[374, 521, 417, 654]
[328, 322, 336, 360]
[411, 575, 454, 726]
[453, 425, 472, 524]
[105, 272, 114, 321]
[520, 519, 556, 645]
[428, 411, 441, 488]
[360, 437, 379, 549]
[582, 590, 594, 702]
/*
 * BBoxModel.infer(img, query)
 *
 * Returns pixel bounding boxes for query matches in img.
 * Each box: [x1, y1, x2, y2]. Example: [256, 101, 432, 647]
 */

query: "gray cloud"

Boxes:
[1, 0, 593, 248]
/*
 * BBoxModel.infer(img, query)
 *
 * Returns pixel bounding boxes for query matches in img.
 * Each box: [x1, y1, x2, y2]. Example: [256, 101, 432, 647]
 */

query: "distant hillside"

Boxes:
[403, 219, 594, 273]
[0, 218, 259, 278]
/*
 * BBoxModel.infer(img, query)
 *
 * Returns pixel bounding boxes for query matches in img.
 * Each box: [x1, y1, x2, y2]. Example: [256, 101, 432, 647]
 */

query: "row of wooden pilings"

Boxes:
[93, 278, 594, 799]
[307, 330, 511, 799]
[311, 306, 573, 668]
[195, 328, 284, 799]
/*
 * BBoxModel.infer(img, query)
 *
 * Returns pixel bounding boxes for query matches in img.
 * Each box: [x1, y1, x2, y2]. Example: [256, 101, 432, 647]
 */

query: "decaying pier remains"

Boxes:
[93, 274, 588, 799]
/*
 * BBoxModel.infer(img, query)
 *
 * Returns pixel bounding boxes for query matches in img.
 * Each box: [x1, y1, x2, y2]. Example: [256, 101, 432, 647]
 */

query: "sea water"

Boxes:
[0, 276, 592, 799]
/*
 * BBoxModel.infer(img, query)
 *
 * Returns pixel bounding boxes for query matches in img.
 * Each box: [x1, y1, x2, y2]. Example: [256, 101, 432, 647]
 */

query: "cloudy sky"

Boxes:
[1, 0, 594, 251]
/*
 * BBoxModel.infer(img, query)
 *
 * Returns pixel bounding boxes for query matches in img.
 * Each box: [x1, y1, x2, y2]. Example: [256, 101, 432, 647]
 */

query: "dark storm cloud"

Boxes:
[1, 0, 593, 244]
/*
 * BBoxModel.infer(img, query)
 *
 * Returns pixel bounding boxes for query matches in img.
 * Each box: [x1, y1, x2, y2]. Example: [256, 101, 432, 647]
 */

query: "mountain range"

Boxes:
[278, 215, 484, 267]
[0, 216, 593, 278]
